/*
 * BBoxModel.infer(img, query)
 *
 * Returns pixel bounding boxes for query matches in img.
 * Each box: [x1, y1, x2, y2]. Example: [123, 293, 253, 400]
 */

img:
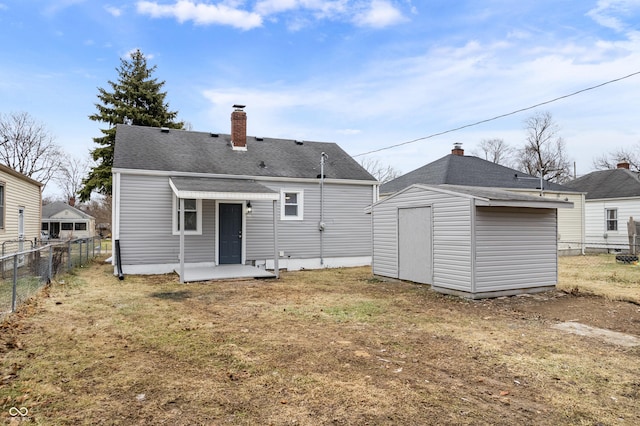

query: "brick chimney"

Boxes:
[68, 197, 76, 207]
[451, 142, 464, 156]
[231, 104, 247, 151]
[617, 161, 630, 169]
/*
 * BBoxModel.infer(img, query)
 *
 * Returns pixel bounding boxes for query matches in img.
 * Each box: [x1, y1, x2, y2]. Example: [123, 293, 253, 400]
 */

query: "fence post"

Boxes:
[48, 245, 53, 283]
[11, 255, 18, 312]
[68, 240, 72, 271]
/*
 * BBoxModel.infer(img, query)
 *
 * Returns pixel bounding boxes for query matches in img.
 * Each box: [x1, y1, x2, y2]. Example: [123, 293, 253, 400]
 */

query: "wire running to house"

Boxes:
[350, 70, 640, 159]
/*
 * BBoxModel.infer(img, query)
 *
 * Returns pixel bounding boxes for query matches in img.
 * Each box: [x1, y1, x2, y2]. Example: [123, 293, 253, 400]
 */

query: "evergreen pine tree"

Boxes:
[79, 49, 183, 201]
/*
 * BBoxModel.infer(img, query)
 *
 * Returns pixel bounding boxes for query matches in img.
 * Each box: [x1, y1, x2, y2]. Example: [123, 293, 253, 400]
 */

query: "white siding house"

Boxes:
[112, 106, 378, 281]
[42, 201, 96, 239]
[565, 164, 640, 251]
[0, 164, 42, 254]
[370, 184, 572, 299]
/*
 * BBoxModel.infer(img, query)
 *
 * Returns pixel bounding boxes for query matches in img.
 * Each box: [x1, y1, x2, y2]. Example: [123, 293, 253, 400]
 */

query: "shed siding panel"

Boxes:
[246, 182, 373, 260]
[118, 174, 215, 265]
[372, 187, 472, 290]
[512, 190, 584, 252]
[475, 207, 557, 291]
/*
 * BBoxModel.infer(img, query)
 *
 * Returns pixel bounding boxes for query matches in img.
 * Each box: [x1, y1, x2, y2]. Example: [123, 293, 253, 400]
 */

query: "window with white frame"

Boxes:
[173, 197, 202, 234]
[281, 190, 303, 220]
[606, 208, 618, 231]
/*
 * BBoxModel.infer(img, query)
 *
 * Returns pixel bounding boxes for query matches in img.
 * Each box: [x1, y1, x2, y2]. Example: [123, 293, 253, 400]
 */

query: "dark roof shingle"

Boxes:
[563, 168, 640, 199]
[380, 154, 578, 195]
[113, 124, 376, 182]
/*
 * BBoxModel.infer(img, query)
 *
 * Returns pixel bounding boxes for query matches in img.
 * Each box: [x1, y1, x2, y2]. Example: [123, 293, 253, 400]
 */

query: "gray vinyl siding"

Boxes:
[119, 173, 374, 265]
[371, 186, 473, 289]
[474, 207, 557, 291]
[118, 174, 215, 265]
[511, 189, 584, 251]
[246, 182, 373, 260]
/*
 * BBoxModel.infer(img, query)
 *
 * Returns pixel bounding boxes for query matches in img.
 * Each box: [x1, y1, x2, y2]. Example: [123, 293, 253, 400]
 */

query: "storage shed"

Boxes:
[369, 184, 573, 299]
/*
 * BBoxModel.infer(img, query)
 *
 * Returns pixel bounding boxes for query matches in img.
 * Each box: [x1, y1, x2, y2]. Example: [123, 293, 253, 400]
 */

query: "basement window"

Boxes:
[606, 208, 618, 231]
[280, 190, 304, 221]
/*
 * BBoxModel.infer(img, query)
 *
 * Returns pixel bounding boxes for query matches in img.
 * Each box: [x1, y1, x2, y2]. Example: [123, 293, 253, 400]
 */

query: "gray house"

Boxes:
[381, 144, 585, 254]
[564, 162, 640, 250]
[369, 184, 572, 299]
[112, 106, 378, 281]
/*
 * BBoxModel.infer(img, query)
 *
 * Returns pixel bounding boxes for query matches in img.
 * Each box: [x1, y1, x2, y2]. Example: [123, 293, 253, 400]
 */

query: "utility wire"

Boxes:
[349, 70, 640, 159]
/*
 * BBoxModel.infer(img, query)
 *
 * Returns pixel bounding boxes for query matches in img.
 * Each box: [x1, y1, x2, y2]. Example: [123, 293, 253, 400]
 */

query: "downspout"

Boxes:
[179, 198, 185, 284]
[319, 152, 328, 265]
[273, 199, 279, 278]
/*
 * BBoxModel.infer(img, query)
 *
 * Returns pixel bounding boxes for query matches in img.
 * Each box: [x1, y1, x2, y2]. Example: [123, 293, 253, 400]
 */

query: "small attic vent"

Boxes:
[259, 160, 266, 168]
[255, 136, 264, 141]
[295, 140, 304, 145]
[210, 133, 219, 137]
[160, 127, 170, 133]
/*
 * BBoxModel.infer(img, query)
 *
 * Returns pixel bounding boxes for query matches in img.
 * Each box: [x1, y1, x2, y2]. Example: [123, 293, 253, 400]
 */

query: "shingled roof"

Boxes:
[113, 124, 376, 182]
[380, 154, 578, 195]
[563, 168, 640, 199]
[42, 202, 94, 219]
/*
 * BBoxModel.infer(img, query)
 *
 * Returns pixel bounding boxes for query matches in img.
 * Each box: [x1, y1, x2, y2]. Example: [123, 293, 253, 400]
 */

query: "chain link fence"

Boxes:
[559, 240, 640, 268]
[1, 237, 104, 319]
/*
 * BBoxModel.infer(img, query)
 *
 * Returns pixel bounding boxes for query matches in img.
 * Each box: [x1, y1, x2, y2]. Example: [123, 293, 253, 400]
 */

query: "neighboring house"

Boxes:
[380, 144, 585, 254]
[564, 162, 640, 251]
[112, 106, 378, 281]
[0, 164, 42, 255]
[42, 201, 96, 240]
[368, 184, 572, 299]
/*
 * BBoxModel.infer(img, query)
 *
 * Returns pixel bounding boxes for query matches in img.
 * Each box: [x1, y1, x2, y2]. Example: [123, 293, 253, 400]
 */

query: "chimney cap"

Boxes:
[233, 104, 246, 110]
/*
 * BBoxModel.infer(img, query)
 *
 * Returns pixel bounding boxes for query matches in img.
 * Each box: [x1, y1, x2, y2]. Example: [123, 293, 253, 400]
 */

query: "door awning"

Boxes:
[169, 177, 280, 200]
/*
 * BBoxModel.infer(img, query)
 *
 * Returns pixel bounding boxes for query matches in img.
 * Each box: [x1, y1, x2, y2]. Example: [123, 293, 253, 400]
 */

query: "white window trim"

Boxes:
[172, 197, 203, 235]
[280, 189, 304, 221]
[605, 208, 618, 232]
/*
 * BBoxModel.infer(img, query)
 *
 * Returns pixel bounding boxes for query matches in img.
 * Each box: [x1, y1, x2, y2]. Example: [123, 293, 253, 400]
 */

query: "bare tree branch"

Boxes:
[471, 138, 515, 167]
[359, 157, 401, 183]
[54, 155, 90, 201]
[516, 111, 571, 183]
[0, 111, 62, 188]
[593, 144, 640, 172]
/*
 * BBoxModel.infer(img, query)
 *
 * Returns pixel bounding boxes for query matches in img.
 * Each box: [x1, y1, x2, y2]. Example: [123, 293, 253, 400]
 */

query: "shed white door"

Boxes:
[398, 206, 432, 284]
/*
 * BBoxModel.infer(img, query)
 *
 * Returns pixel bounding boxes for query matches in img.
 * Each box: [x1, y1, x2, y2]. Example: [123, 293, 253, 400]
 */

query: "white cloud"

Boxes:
[136, 0, 263, 30]
[587, 0, 640, 32]
[105, 5, 122, 17]
[353, 0, 406, 28]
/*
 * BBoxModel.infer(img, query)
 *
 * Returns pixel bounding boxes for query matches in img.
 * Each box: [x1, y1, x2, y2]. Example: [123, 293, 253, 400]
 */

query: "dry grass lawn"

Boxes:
[1, 255, 639, 425]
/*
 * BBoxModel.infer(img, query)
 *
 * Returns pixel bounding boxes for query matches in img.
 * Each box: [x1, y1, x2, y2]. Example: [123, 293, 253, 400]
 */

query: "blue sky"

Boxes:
[1, 0, 639, 197]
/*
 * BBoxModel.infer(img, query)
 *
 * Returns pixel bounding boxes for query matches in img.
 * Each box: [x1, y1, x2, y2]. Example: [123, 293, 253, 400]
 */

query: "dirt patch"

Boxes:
[477, 290, 640, 336]
[1, 261, 639, 425]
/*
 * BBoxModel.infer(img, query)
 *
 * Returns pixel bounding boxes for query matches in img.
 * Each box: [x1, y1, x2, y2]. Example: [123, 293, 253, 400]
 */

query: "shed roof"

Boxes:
[563, 168, 640, 199]
[368, 184, 573, 212]
[380, 154, 578, 195]
[113, 124, 376, 182]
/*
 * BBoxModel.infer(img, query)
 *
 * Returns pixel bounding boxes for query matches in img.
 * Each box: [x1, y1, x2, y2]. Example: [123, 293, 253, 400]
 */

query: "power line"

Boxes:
[350, 70, 640, 159]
